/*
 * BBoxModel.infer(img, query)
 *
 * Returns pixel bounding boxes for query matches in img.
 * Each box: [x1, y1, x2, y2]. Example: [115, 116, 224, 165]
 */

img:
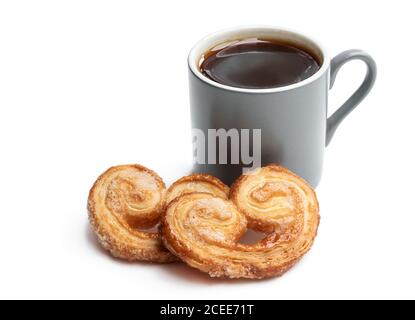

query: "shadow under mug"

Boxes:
[188, 26, 376, 187]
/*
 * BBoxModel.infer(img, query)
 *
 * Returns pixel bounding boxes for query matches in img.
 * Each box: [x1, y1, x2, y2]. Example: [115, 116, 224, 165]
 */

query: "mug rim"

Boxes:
[188, 25, 330, 94]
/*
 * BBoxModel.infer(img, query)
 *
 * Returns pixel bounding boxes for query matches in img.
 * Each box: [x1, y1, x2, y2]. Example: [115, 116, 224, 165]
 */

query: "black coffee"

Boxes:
[200, 38, 320, 89]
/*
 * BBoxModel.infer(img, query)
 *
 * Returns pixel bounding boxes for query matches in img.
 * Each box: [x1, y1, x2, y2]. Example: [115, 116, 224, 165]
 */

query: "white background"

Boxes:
[1, 0, 414, 300]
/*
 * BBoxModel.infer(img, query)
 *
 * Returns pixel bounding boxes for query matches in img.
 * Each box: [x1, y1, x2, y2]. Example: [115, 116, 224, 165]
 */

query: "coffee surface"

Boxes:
[200, 38, 320, 89]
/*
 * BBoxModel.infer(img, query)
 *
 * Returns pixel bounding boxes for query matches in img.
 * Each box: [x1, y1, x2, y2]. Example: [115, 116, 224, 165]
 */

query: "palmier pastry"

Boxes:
[88, 164, 176, 263]
[166, 174, 229, 205]
[161, 165, 319, 279]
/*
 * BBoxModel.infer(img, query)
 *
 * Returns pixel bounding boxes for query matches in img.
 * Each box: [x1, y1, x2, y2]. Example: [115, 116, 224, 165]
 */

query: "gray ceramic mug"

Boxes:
[188, 26, 376, 187]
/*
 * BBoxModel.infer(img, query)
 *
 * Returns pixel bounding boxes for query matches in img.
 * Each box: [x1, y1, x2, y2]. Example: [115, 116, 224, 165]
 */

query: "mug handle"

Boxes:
[326, 49, 377, 146]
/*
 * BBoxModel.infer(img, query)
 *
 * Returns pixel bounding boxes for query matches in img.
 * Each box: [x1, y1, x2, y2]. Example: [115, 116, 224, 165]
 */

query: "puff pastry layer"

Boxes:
[166, 174, 229, 205]
[88, 164, 176, 263]
[161, 165, 320, 279]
